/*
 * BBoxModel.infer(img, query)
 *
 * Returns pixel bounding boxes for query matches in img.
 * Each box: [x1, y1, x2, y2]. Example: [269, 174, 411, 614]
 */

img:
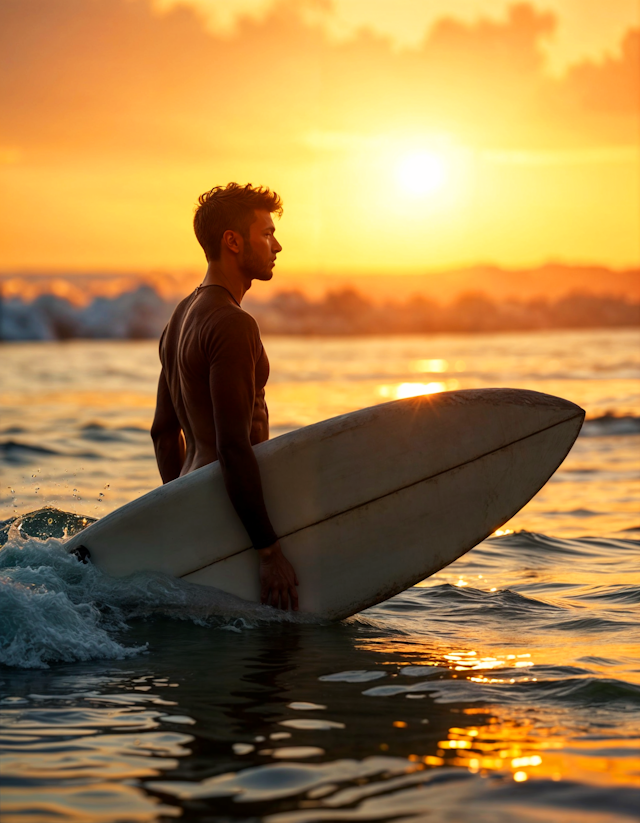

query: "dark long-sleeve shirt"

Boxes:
[157, 284, 277, 549]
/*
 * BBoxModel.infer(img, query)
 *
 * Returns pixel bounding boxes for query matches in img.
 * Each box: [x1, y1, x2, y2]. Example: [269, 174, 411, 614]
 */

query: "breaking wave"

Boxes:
[0, 511, 319, 669]
[581, 414, 640, 436]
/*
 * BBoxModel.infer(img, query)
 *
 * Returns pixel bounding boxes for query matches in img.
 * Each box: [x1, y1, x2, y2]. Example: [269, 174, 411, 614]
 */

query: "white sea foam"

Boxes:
[0, 535, 316, 669]
[3, 287, 172, 341]
[0, 538, 142, 668]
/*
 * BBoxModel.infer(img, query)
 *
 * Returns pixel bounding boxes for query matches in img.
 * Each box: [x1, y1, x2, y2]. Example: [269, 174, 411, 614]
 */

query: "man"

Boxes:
[151, 183, 299, 610]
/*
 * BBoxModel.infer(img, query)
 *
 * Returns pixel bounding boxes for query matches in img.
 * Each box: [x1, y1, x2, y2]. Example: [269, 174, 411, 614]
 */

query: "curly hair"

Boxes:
[193, 183, 283, 262]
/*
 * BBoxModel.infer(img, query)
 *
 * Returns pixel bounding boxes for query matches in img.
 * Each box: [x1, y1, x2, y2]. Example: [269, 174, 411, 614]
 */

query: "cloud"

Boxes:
[0, 0, 637, 163]
[562, 28, 639, 114]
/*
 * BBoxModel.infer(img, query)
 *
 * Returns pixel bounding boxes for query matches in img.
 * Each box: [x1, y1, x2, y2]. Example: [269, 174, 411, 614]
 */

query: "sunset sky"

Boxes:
[1, 0, 638, 278]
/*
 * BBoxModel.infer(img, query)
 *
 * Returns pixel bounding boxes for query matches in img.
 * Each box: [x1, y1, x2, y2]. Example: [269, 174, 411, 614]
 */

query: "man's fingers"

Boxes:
[260, 561, 299, 609]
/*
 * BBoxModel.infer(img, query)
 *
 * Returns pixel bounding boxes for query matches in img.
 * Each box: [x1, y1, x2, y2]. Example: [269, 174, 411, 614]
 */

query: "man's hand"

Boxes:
[258, 541, 299, 611]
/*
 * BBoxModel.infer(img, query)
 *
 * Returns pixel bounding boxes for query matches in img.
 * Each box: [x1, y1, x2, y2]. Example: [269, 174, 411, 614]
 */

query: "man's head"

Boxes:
[193, 183, 283, 265]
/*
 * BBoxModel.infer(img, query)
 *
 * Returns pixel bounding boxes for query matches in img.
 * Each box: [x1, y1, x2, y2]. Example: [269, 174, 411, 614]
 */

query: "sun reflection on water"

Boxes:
[413, 358, 449, 373]
[353, 635, 640, 788]
[438, 709, 640, 787]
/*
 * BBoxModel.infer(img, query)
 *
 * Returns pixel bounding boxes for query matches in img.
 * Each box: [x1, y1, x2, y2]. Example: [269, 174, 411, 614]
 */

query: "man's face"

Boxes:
[239, 209, 282, 282]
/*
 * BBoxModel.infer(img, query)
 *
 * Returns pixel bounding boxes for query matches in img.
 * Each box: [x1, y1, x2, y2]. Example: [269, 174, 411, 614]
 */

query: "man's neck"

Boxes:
[200, 261, 248, 305]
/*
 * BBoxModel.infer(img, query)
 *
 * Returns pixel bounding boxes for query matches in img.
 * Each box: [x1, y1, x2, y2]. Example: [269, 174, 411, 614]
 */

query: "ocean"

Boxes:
[1, 329, 639, 822]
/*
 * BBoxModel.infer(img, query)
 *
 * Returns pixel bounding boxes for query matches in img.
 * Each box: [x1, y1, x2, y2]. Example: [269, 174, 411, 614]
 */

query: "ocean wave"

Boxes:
[490, 530, 598, 556]
[362, 668, 640, 709]
[412, 584, 563, 620]
[0, 440, 60, 458]
[514, 674, 640, 707]
[0, 508, 96, 547]
[549, 615, 636, 632]
[0, 439, 101, 465]
[80, 422, 149, 433]
[3, 283, 640, 340]
[78, 424, 149, 443]
[568, 585, 640, 605]
[486, 531, 640, 562]
[0, 529, 319, 670]
[3, 286, 173, 341]
[0, 538, 144, 668]
[145, 765, 640, 822]
[380, 581, 640, 639]
[581, 414, 640, 436]
[1, 511, 638, 670]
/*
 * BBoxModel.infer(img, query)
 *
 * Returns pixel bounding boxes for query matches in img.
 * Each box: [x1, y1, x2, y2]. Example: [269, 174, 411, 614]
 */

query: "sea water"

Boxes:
[1, 329, 639, 822]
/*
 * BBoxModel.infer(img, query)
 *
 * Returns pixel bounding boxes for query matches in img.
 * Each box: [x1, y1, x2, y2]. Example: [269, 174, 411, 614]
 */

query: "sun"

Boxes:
[396, 151, 448, 196]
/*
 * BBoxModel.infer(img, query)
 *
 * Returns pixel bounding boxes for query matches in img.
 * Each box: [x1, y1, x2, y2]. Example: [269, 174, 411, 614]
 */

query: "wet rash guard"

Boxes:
[158, 284, 277, 550]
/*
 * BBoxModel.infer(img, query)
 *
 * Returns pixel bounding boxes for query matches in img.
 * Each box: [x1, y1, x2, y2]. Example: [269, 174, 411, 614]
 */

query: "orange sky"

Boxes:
[1, 0, 638, 277]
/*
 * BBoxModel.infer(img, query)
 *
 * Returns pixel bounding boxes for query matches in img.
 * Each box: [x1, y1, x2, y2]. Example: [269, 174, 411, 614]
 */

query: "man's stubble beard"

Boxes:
[239, 239, 273, 282]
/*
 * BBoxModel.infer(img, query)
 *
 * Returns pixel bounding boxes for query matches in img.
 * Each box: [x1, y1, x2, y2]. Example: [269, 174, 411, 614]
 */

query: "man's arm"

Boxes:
[214, 436, 299, 610]
[208, 314, 298, 610]
[151, 369, 185, 483]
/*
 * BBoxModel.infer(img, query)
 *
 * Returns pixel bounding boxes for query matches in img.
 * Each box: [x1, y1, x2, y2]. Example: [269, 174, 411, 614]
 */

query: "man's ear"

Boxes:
[222, 229, 242, 255]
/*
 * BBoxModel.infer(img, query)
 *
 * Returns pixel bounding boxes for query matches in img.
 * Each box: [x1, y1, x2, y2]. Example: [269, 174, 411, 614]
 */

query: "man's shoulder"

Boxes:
[160, 293, 194, 349]
[204, 303, 259, 335]
[195, 305, 261, 360]
[164, 292, 196, 332]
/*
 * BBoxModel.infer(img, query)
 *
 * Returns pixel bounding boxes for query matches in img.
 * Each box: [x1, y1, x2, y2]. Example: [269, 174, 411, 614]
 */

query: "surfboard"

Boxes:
[65, 388, 584, 620]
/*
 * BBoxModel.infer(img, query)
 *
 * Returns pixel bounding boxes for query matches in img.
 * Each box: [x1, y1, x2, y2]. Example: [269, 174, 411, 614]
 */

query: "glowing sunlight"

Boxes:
[396, 152, 449, 196]
[378, 381, 460, 400]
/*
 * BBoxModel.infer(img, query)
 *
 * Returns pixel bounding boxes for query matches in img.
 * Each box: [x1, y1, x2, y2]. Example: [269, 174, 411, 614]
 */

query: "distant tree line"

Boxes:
[2, 285, 639, 341]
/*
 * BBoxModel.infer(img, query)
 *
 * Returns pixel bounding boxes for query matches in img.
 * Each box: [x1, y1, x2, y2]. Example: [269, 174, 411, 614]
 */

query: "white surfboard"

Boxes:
[65, 389, 584, 620]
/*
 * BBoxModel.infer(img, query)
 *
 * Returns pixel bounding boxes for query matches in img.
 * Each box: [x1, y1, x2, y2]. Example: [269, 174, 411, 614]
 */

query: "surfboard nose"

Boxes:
[510, 388, 584, 415]
[444, 387, 584, 421]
